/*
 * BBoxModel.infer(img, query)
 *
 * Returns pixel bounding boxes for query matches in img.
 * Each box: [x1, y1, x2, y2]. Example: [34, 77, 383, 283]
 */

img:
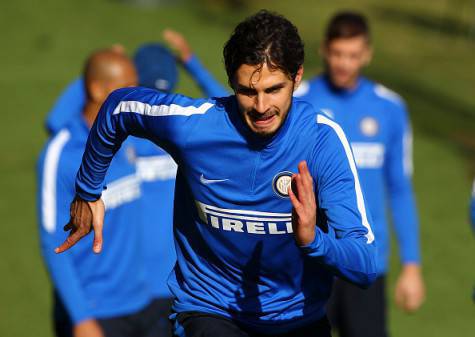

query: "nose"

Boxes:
[254, 93, 269, 114]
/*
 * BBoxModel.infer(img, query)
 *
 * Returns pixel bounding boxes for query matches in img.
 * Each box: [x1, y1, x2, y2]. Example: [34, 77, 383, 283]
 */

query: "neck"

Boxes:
[82, 101, 101, 128]
[326, 73, 360, 91]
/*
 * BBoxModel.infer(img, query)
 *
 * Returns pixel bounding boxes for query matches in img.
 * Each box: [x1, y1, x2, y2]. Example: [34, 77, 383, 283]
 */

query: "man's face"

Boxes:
[322, 36, 372, 89]
[233, 63, 302, 137]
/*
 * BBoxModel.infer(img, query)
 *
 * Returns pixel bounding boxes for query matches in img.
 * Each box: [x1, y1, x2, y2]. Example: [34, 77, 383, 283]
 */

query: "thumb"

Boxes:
[90, 199, 105, 254]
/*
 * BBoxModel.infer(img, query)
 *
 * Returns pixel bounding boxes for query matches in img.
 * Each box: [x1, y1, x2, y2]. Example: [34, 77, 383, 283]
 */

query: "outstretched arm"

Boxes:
[55, 87, 213, 253]
[385, 104, 425, 312]
[163, 29, 230, 97]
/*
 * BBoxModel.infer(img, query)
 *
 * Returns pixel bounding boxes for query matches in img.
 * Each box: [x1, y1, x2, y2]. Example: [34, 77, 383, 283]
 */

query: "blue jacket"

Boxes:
[74, 87, 377, 333]
[37, 117, 151, 323]
[295, 75, 420, 275]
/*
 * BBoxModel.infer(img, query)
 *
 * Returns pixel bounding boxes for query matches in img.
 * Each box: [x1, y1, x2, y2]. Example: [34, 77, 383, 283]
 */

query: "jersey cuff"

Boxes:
[298, 228, 326, 257]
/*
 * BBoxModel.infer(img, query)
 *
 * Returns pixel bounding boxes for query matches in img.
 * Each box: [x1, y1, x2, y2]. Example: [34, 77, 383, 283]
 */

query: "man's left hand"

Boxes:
[394, 263, 425, 312]
[289, 161, 317, 246]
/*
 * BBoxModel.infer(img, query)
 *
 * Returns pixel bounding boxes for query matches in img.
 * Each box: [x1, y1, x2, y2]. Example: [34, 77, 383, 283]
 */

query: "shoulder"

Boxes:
[110, 87, 218, 117]
[367, 80, 406, 109]
[292, 101, 349, 150]
[293, 75, 324, 98]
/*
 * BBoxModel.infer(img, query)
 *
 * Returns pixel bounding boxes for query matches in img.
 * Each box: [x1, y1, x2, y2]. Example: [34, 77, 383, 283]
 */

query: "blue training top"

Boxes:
[37, 117, 151, 323]
[295, 74, 420, 275]
[74, 87, 377, 333]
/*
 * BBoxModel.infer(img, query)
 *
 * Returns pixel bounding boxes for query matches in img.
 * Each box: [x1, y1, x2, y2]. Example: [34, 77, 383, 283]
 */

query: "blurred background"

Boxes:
[0, 0, 474, 336]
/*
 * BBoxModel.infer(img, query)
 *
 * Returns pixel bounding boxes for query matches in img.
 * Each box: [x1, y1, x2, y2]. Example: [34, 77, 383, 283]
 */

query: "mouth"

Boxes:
[249, 112, 277, 128]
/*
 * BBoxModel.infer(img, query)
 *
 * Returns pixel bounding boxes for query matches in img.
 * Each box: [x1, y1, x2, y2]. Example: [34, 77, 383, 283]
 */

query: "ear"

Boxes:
[293, 66, 304, 89]
[364, 45, 373, 66]
[89, 81, 105, 103]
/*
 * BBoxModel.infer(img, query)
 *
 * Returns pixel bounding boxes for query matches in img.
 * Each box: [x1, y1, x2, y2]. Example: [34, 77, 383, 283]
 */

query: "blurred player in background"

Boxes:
[37, 49, 165, 337]
[56, 10, 378, 337]
[294, 11, 425, 337]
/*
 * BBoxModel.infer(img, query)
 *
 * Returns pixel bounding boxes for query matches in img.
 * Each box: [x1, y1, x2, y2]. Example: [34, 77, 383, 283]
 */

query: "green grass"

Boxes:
[0, 0, 474, 336]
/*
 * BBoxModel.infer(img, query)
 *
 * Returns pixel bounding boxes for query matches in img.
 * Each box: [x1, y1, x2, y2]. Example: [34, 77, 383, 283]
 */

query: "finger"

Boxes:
[294, 172, 309, 203]
[299, 161, 314, 188]
[55, 229, 86, 254]
[91, 199, 105, 254]
[288, 177, 303, 213]
[92, 217, 104, 254]
[63, 221, 74, 231]
[394, 286, 404, 310]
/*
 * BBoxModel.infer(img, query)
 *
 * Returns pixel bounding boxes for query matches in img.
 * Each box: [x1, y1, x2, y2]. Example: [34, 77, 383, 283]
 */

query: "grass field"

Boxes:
[0, 0, 474, 336]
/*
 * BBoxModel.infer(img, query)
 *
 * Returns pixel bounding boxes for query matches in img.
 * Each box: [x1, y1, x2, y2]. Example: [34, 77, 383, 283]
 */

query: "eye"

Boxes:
[266, 87, 282, 94]
[237, 88, 256, 96]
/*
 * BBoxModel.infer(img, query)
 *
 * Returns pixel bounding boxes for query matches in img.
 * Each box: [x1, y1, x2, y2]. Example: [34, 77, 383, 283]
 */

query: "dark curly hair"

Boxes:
[223, 10, 304, 87]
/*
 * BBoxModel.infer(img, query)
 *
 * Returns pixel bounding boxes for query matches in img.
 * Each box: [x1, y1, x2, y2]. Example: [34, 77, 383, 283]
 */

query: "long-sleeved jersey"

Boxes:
[37, 117, 151, 323]
[295, 75, 420, 275]
[74, 87, 377, 333]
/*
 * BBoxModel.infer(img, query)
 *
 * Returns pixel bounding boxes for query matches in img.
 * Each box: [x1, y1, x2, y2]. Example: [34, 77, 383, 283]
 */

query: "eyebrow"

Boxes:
[236, 81, 287, 92]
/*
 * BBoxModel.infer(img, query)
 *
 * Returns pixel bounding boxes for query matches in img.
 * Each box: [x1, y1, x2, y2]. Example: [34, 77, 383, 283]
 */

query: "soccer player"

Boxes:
[294, 11, 425, 337]
[37, 49, 164, 337]
[56, 10, 377, 337]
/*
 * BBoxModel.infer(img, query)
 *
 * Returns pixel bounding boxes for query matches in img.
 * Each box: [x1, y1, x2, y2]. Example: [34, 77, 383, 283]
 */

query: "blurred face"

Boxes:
[233, 63, 302, 137]
[322, 36, 372, 89]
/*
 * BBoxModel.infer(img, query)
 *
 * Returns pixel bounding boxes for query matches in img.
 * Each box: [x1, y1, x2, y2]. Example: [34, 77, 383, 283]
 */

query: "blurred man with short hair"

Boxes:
[37, 49, 165, 337]
[295, 11, 425, 337]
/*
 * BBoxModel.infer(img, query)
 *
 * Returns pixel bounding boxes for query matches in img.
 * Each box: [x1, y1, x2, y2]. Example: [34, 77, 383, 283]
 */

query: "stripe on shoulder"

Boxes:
[42, 129, 71, 233]
[316, 114, 375, 244]
[374, 84, 403, 104]
[113, 100, 214, 117]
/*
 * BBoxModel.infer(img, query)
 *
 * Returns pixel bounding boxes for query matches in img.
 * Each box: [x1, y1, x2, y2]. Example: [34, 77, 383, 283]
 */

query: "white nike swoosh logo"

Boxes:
[200, 174, 229, 185]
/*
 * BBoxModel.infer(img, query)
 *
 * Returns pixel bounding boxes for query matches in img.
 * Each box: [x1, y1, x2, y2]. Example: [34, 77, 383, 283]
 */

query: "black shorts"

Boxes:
[53, 291, 173, 337]
[172, 311, 331, 337]
[326, 276, 387, 337]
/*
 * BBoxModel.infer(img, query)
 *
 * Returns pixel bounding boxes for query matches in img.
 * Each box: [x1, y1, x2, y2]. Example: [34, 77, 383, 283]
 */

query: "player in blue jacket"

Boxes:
[37, 49, 165, 337]
[56, 11, 377, 337]
[294, 11, 425, 337]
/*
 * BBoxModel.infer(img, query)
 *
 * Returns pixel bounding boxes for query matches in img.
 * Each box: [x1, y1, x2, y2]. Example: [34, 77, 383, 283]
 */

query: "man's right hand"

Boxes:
[55, 196, 105, 254]
[74, 319, 104, 337]
[163, 28, 193, 63]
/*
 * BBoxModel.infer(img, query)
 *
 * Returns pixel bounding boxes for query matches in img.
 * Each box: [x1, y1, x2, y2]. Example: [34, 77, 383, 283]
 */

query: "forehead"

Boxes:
[235, 63, 290, 88]
[327, 36, 369, 52]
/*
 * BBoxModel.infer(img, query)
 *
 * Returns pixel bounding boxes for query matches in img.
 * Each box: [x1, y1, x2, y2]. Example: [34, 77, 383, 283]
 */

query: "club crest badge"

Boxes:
[360, 117, 379, 137]
[272, 171, 293, 198]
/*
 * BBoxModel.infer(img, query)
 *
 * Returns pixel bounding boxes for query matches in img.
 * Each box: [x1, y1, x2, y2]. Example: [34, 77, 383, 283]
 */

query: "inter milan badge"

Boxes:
[360, 117, 379, 137]
[272, 171, 293, 198]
